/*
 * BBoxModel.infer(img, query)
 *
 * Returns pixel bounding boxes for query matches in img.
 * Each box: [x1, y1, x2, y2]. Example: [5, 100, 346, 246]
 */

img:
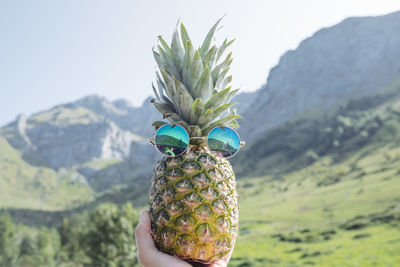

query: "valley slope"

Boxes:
[0, 14, 399, 266]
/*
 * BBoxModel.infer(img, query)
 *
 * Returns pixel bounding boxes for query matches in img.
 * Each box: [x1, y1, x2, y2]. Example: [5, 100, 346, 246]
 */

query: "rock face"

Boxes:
[2, 11, 400, 174]
[72, 95, 161, 137]
[129, 140, 160, 165]
[1, 114, 35, 153]
[239, 11, 400, 140]
[232, 92, 257, 116]
[1, 106, 137, 169]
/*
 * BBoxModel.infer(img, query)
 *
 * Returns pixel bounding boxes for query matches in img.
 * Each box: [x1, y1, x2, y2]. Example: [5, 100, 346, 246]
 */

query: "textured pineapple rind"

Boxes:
[149, 145, 239, 264]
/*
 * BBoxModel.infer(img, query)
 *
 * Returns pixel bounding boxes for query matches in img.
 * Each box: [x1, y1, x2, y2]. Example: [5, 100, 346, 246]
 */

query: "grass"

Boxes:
[232, 225, 400, 267]
[29, 106, 102, 125]
[81, 158, 124, 170]
[231, 142, 400, 266]
[1, 89, 400, 265]
[2, 119, 399, 266]
[0, 137, 94, 211]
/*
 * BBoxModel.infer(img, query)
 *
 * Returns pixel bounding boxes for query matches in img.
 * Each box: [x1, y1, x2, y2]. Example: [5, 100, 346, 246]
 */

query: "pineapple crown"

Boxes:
[151, 17, 241, 136]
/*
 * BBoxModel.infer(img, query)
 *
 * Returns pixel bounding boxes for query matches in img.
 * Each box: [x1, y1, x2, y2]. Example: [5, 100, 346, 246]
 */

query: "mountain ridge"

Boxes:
[1, 10, 400, 215]
[239, 10, 400, 140]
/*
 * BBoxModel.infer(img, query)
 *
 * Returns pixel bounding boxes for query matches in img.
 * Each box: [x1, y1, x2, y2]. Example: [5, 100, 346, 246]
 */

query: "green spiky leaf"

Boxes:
[171, 28, 184, 73]
[182, 40, 195, 90]
[152, 101, 176, 115]
[216, 38, 235, 62]
[158, 45, 181, 80]
[200, 17, 223, 59]
[152, 83, 160, 100]
[227, 88, 239, 102]
[221, 75, 233, 89]
[157, 36, 171, 56]
[180, 23, 192, 48]
[190, 50, 204, 92]
[204, 86, 232, 110]
[203, 45, 218, 69]
[153, 50, 163, 70]
[160, 70, 175, 99]
[189, 98, 203, 125]
[203, 114, 242, 133]
[225, 119, 239, 129]
[194, 64, 213, 101]
[152, 121, 168, 131]
[212, 102, 238, 119]
[214, 67, 230, 90]
[174, 77, 194, 120]
[197, 107, 214, 128]
[151, 17, 241, 131]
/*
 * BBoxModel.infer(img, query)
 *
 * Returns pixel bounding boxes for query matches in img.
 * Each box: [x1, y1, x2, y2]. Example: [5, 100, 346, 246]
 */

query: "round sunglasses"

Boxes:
[148, 124, 245, 158]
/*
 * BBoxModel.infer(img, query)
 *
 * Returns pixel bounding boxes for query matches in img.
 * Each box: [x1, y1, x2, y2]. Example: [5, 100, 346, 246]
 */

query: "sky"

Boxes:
[1, 1, 400, 126]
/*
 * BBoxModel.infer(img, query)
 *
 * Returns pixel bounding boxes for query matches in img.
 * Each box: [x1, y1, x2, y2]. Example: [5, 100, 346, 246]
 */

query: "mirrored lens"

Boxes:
[155, 124, 189, 157]
[207, 126, 240, 158]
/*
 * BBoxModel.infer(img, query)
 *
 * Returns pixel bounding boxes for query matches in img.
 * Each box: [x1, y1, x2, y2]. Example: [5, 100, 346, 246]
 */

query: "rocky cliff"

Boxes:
[72, 95, 161, 137]
[0, 105, 140, 169]
[1, 10, 400, 190]
[239, 11, 400, 140]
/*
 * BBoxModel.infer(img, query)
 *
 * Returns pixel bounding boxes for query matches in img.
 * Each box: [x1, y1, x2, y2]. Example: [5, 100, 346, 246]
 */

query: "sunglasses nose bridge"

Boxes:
[188, 136, 207, 147]
[188, 125, 202, 137]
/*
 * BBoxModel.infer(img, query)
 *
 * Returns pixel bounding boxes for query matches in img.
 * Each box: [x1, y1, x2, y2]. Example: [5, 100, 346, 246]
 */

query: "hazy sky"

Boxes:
[1, 1, 400, 126]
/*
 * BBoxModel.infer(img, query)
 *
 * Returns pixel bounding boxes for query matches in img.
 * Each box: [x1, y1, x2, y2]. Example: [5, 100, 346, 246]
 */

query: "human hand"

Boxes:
[135, 210, 231, 267]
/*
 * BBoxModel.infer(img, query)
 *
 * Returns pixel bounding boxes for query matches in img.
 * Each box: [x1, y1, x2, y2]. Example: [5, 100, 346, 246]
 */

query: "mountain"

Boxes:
[232, 90, 400, 177]
[4, 87, 400, 228]
[239, 11, 400, 140]
[0, 135, 94, 210]
[232, 91, 257, 115]
[1, 11, 400, 267]
[0, 97, 161, 209]
[6, 10, 400, 171]
[1, 11, 400, 216]
[0, 105, 141, 169]
[72, 95, 161, 137]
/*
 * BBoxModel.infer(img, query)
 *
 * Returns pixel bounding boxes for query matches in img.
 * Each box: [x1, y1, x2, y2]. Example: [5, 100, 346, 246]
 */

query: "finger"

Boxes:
[135, 210, 158, 265]
[135, 210, 155, 250]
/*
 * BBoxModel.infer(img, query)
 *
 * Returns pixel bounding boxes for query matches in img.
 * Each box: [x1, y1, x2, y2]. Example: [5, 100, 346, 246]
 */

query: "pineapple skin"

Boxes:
[149, 144, 239, 263]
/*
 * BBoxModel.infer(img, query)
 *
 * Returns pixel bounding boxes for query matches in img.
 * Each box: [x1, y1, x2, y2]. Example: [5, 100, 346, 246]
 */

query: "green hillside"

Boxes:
[1, 91, 400, 266]
[231, 138, 400, 266]
[0, 137, 94, 210]
[2, 113, 399, 266]
[227, 92, 400, 266]
[233, 91, 400, 177]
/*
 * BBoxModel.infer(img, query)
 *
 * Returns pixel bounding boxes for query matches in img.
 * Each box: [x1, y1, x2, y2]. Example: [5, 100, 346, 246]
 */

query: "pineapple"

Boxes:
[149, 18, 241, 264]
